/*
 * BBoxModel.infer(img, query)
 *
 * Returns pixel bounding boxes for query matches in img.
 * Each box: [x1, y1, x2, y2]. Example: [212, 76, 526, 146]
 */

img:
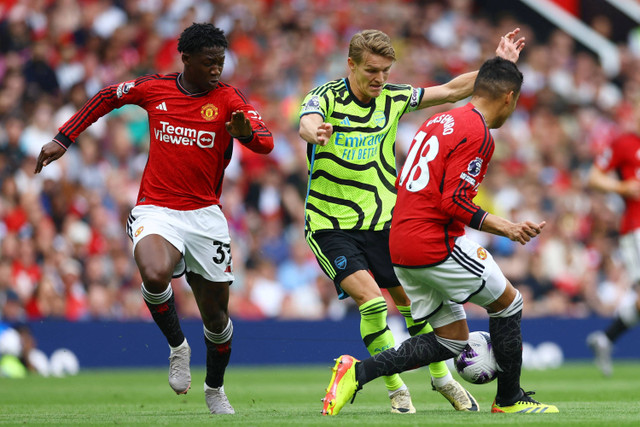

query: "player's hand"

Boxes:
[619, 179, 640, 199]
[495, 28, 525, 63]
[507, 220, 546, 245]
[316, 122, 333, 146]
[225, 111, 252, 139]
[34, 141, 66, 174]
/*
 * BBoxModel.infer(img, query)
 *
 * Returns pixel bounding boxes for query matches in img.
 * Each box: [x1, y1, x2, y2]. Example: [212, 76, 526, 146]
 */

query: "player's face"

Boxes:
[348, 53, 393, 103]
[493, 91, 520, 128]
[182, 46, 225, 93]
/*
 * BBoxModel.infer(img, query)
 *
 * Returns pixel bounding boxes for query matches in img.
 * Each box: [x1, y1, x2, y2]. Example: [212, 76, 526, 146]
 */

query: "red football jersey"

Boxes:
[390, 103, 492, 266]
[55, 73, 273, 210]
[594, 132, 640, 234]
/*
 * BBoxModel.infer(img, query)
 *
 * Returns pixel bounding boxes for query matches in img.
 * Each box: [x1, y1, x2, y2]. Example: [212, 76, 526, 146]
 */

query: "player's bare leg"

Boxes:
[189, 272, 235, 414]
[135, 235, 190, 394]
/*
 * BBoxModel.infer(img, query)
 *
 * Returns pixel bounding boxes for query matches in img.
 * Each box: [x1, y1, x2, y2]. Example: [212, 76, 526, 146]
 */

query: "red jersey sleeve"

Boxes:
[439, 131, 492, 230]
[594, 143, 616, 173]
[54, 77, 153, 149]
[226, 87, 273, 155]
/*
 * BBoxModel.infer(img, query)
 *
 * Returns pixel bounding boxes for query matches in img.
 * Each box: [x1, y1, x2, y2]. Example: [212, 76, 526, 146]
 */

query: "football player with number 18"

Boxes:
[34, 23, 273, 415]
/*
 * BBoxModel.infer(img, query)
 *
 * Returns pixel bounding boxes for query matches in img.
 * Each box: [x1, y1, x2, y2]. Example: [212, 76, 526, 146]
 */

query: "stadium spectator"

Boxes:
[0, 115, 27, 178]
[22, 39, 60, 102]
[33, 22, 273, 417]
[2, 289, 24, 322]
[58, 257, 88, 321]
[244, 257, 285, 319]
[277, 239, 321, 293]
[24, 274, 65, 320]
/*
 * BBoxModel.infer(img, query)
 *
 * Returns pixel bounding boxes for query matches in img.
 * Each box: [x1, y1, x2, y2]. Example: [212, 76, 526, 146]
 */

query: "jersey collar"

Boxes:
[176, 73, 212, 97]
[343, 78, 377, 108]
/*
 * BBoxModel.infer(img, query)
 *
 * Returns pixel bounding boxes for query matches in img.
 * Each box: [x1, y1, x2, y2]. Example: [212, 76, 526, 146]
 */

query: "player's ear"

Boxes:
[504, 90, 514, 105]
[347, 57, 356, 72]
[181, 53, 190, 65]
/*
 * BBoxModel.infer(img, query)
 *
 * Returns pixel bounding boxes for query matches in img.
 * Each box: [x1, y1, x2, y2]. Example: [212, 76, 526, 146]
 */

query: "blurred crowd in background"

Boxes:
[1, 0, 639, 325]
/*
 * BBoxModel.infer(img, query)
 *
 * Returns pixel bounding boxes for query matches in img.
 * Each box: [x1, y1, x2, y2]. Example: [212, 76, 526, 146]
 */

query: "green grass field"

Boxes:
[1, 362, 639, 426]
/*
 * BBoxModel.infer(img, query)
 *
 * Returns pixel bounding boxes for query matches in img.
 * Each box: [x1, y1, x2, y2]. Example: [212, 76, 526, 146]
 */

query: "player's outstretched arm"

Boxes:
[35, 80, 143, 175]
[588, 165, 640, 199]
[480, 213, 546, 245]
[418, 28, 525, 110]
[419, 71, 477, 109]
[34, 141, 67, 174]
[495, 28, 525, 63]
[299, 113, 333, 146]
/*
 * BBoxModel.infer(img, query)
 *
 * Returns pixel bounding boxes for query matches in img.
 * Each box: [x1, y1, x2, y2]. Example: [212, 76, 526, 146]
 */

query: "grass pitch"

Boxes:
[1, 362, 639, 426]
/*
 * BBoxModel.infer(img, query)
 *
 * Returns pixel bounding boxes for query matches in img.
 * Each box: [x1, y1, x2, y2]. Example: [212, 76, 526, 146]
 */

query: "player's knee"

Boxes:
[386, 285, 411, 306]
[434, 334, 468, 356]
[203, 312, 230, 333]
[488, 289, 523, 318]
[341, 271, 382, 305]
[138, 263, 173, 290]
[352, 290, 383, 307]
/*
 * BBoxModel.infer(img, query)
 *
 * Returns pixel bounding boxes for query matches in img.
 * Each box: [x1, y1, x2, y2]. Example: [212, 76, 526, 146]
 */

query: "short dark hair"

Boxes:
[473, 57, 523, 99]
[177, 23, 228, 54]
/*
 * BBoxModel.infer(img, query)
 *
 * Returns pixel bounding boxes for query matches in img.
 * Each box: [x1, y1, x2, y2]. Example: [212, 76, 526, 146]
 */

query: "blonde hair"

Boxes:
[348, 29, 396, 65]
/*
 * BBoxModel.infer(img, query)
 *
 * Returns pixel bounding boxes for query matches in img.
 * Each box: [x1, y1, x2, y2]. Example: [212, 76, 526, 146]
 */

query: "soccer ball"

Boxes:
[454, 331, 498, 384]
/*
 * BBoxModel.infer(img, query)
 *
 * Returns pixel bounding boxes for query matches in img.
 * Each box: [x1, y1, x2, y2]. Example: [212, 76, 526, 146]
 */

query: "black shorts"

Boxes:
[305, 229, 402, 299]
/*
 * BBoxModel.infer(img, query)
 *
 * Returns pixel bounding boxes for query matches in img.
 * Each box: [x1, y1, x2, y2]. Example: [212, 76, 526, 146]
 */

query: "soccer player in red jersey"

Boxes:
[35, 23, 273, 415]
[321, 57, 558, 415]
[587, 97, 640, 377]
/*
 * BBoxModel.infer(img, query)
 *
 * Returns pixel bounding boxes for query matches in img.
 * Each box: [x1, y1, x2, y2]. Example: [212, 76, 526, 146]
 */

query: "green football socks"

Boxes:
[359, 297, 404, 391]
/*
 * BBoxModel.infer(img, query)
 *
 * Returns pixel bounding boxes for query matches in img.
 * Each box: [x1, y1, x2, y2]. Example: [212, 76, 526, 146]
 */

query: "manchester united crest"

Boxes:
[135, 226, 144, 237]
[201, 103, 219, 121]
[477, 247, 487, 260]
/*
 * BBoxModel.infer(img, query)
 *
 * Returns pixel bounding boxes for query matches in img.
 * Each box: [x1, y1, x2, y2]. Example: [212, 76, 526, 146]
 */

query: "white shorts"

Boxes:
[126, 204, 234, 283]
[393, 235, 507, 328]
[620, 230, 640, 284]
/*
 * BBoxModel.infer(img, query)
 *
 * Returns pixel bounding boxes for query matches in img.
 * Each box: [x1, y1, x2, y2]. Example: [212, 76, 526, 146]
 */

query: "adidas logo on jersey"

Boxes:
[155, 102, 167, 111]
[340, 117, 351, 126]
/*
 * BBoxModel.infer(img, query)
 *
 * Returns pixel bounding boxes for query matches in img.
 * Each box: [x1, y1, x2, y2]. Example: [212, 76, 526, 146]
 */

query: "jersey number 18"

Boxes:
[398, 131, 439, 192]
